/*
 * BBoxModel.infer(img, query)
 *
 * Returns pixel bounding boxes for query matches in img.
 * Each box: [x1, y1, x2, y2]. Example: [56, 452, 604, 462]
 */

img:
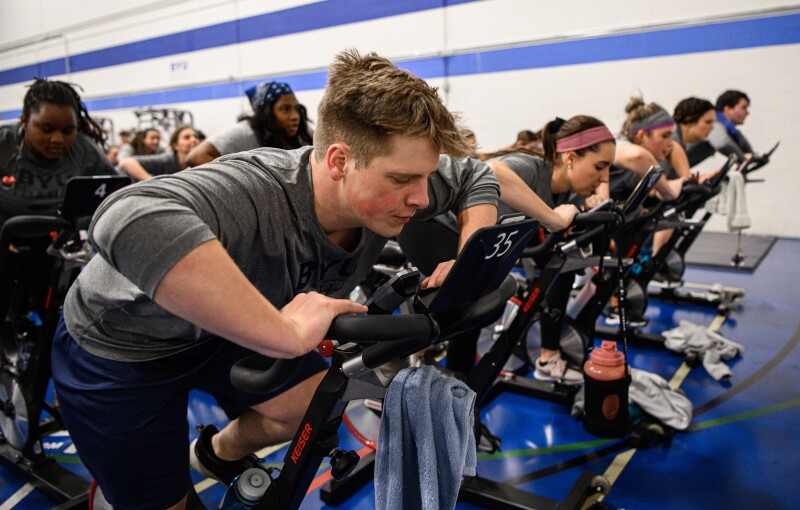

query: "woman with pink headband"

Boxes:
[485, 115, 616, 383]
[400, 117, 610, 382]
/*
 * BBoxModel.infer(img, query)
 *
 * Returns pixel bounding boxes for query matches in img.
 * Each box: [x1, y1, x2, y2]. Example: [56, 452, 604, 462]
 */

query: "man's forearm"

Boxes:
[457, 203, 497, 251]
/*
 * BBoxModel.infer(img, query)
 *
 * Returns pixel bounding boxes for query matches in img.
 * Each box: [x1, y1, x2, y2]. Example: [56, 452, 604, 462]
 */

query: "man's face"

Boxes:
[340, 135, 440, 237]
[725, 98, 750, 126]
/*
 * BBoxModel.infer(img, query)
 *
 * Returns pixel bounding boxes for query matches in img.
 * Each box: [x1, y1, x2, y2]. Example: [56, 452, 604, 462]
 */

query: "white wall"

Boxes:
[1, 0, 798, 236]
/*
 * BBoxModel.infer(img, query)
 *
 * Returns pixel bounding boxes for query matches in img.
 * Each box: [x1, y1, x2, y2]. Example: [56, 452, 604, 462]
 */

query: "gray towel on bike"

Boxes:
[570, 369, 692, 431]
[663, 320, 745, 381]
[705, 170, 750, 231]
[375, 365, 477, 510]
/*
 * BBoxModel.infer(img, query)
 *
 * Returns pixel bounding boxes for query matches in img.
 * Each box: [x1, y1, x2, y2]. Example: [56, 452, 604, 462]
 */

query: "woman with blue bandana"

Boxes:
[187, 80, 313, 167]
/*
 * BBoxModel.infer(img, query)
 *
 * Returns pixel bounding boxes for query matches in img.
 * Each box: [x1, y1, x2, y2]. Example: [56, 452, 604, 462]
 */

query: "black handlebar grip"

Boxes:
[230, 356, 301, 394]
[573, 211, 621, 227]
[50, 229, 73, 251]
[681, 183, 712, 197]
[437, 274, 518, 339]
[569, 224, 609, 250]
[327, 315, 437, 343]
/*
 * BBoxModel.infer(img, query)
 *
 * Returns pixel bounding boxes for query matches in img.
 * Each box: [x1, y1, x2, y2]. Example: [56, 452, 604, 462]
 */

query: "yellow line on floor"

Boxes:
[596, 308, 730, 502]
[0, 483, 35, 510]
[668, 362, 692, 390]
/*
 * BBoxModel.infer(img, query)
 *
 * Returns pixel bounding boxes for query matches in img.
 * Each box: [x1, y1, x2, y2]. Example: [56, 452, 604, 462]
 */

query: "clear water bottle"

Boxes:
[218, 467, 271, 509]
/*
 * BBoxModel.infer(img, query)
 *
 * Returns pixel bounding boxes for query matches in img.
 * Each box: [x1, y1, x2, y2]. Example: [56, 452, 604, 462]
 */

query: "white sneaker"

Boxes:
[533, 353, 583, 385]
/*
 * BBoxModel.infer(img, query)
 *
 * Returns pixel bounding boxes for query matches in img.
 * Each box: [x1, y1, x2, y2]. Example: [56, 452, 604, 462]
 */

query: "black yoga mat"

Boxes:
[685, 231, 777, 273]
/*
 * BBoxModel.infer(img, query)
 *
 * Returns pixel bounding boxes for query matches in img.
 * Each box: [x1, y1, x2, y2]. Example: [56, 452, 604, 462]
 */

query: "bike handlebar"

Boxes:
[230, 274, 518, 394]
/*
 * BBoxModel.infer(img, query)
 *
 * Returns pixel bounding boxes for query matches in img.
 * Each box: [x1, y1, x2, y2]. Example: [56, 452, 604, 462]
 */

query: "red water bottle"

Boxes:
[582, 341, 631, 438]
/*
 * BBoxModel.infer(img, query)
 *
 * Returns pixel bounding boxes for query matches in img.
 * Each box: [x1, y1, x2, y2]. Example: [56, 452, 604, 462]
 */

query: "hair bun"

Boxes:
[548, 117, 567, 134]
[625, 96, 646, 114]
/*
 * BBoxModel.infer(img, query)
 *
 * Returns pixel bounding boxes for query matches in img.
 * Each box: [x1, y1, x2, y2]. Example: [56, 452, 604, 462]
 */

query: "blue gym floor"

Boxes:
[2, 238, 798, 509]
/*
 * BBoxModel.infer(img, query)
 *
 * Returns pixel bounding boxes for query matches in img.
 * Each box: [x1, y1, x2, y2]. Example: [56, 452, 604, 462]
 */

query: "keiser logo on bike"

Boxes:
[290, 423, 313, 464]
[522, 287, 541, 313]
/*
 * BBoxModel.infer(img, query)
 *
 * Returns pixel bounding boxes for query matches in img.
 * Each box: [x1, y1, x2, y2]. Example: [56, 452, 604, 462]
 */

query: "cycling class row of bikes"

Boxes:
[0, 150, 771, 509]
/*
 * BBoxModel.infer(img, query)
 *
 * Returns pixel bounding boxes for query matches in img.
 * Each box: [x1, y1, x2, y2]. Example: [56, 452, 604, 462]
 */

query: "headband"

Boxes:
[628, 109, 674, 136]
[555, 126, 615, 153]
[245, 81, 294, 111]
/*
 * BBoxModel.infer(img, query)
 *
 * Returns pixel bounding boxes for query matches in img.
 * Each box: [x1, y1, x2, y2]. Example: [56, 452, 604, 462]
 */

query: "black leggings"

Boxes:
[539, 272, 575, 351]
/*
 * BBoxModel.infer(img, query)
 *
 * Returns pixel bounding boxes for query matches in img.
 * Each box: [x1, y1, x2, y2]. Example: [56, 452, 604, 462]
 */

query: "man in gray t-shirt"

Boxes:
[50, 50, 499, 509]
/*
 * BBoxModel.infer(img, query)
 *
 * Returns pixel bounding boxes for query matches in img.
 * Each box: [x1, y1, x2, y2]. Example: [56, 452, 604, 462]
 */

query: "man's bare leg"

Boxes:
[211, 371, 325, 461]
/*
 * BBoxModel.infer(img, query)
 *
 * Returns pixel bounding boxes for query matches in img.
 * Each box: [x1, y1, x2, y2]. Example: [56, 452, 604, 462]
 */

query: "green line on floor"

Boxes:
[478, 397, 800, 461]
[50, 454, 84, 464]
[477, 438, 613, 460]
[689, 397, 800, 431]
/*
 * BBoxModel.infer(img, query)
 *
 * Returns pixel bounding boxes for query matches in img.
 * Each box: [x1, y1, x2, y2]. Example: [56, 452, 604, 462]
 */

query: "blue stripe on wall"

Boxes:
[1, 13, 798, 120]
[0, 0, 478, 87]
[446, 13, 800, 76]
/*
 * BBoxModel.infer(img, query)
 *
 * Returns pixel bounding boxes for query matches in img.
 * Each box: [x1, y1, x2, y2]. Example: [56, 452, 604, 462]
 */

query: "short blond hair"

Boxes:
[314, 49, 471, 166]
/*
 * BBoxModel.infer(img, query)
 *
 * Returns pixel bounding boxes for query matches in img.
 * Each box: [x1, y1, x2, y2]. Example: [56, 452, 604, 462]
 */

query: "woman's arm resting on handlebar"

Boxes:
[491, 161, 578, 231]
[615, 143, 683, 201]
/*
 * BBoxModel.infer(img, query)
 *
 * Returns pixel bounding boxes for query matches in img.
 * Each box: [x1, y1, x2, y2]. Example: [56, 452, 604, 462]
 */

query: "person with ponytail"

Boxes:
[186, 80, 313, 167]
[118, 127, 162, 160]
[487, 115, 615, 383]
[608, 96, 692, 205]
[0, 78, 114, 226]
[602, 95, 700, 268]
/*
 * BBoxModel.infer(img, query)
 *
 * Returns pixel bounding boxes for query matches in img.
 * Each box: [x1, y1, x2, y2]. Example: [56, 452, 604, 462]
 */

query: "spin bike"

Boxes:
[0, 176, 129, 506]
[330, 170, 662, 509]
[639, 145, 776, 312]
[621, 154, 744, 317]
[225, 218, 540, 509]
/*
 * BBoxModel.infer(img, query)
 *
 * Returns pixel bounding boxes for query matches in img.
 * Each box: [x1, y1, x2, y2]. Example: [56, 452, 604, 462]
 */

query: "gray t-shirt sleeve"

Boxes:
[207, 120, 261, 156]
[87, 159, 273, 298]
[117, 143, 135, 160]
[133, 152, 180, 176]
[415, 155, 499, 221]
[89, 191, 217, 298]
[496, 152, 557, 208]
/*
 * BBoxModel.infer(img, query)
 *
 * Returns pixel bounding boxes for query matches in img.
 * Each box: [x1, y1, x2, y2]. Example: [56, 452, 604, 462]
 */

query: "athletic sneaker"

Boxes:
[533, 353, 583, 385]
[605, 309, 649, 328]
[190, 424, 259, 485]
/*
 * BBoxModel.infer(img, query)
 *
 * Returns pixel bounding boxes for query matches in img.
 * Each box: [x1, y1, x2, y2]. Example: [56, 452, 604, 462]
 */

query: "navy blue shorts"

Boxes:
[51, 315, 328, 509]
